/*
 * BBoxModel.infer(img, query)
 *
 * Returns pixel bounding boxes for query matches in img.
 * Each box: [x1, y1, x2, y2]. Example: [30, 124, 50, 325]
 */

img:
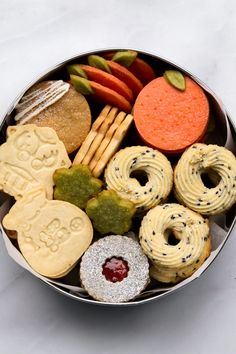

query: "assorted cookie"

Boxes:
[86, 190, 136, 235]
[103, 50, 156, 85]
[80, 235, 149, 303]
[1, 50, 235, 303]
[15, 80, 92, 153]
[73, 105, 133, 177]
[140, 204, 211, 283]
[105, 145, 173, 212]
[174, 143, 236, 215]
[2, 189, 93, 278]
[0, 124, 71, 199]
[133, 75, 209, 154]
[53, 164, 103, 209]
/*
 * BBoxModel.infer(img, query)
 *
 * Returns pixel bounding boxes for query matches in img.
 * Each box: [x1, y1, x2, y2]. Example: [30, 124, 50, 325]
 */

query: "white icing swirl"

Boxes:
[15, 80, 70, 124]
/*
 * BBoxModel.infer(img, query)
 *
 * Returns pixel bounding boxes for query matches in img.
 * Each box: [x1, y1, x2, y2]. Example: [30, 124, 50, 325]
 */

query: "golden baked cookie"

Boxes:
[3, 189, 93, 278]
[0, 124, 71, 199]
[15, 81, 91, 154]
[174, 143, 236, 215]
[104, 146, 173, 212]
[73, 105, 133, 177]
[139, 203, 211, 283]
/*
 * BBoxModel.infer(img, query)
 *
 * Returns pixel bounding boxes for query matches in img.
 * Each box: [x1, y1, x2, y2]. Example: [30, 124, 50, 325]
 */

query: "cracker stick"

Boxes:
[73, 105, 111, 165]
[92, 114, 133, 177]
[89, 111, 127, 171]
[82, 107, 118, 165]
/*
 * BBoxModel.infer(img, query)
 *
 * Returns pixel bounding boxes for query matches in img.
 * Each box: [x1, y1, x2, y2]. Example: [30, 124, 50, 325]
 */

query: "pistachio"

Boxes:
[70, 75, 94, 95]
[67, 64, 87, 79]
[88, 55, 111, 73]
[112, 50, 137, 67]
[164, 70, 186, 91]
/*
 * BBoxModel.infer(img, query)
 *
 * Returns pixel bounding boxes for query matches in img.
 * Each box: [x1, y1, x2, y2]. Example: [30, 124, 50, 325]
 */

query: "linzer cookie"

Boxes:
[2, 189, 93, 278]
[0, 124, 71, 199]
[133, 75, 209, 154]
[104, 146, 173, 211]
[140, 203, 211, 283]
[15, 80, 91, 153]
[80, 235, 149, 303]
[73, 105, 133, 177]
[174, 144, 236, 215]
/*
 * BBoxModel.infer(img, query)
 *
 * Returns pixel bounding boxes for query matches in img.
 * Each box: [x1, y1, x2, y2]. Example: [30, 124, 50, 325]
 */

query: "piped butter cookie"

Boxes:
[139, 203, 211, 283]
[15, 80, 91, 153]
[2, 189, 93, 278]
[104, 146, 173, 212]
[174, 143, 236, 215]
[0, 124, 71, 199]
[80, 235, 149, 303]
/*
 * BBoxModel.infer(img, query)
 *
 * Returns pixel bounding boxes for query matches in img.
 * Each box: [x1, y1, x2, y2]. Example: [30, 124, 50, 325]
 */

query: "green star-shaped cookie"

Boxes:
[86, 190, 136, 234]
[53, 165, 103, 209]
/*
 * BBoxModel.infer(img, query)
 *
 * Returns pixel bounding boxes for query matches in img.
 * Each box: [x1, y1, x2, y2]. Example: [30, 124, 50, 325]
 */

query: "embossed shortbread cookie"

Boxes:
[174, 143, 236, 215]
[105, 146, 173, 211]
[140, 203, 211, 283]
[0, 124, 71, 199]
[3, 190, 93, 278]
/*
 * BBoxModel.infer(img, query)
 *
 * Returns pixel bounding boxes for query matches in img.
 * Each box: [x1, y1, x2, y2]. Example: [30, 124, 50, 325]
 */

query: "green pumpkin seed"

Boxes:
[67, 64, 87, 79]
[112, 50, 137, 67]
[164, 70, 186, 91]
[70, 75, 94, 95]
[88, 55, 111, 73]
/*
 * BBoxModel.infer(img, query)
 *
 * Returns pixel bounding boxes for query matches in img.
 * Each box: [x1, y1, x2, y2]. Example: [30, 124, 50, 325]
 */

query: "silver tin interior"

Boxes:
[0, 48, 235, 307]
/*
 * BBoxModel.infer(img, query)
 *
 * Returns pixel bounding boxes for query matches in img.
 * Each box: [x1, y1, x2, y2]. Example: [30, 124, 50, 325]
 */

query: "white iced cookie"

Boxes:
[3, 189, 93, 278]
[104, 146, 173, 211]
[139, 203, 211, 283]
[174, 143, 236, 215]
[0, 124, 71, 199]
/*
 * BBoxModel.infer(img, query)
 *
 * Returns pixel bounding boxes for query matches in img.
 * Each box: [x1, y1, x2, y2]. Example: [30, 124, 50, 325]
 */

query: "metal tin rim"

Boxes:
[1, 48, 235, 307]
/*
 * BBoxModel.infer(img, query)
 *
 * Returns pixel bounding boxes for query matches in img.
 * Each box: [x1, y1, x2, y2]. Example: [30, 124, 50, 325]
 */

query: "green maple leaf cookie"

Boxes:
[53, 165, 103, 209]
[86, 190, 136, 235]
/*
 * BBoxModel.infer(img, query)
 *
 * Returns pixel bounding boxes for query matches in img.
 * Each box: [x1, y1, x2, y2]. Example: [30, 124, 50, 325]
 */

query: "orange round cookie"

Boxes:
[15, 81, 91, 154]
[133, 76, 209, 154]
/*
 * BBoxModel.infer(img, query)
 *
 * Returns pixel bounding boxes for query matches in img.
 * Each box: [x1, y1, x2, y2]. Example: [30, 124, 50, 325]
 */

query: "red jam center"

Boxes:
[102, 257, 129, 283]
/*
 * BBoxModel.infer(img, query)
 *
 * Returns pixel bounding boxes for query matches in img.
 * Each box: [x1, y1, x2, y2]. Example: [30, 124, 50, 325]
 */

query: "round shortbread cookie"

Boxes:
[80, 235, 149, 303]
[104, 146, 173, 211]
[139, 203, 211, 283]
[15, 81, 91, 154]
[174, 143, 236, 215]
[3, 190, 93, 278]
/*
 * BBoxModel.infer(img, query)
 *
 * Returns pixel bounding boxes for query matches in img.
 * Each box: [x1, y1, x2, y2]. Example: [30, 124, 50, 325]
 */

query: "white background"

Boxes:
[0, 1, 236, 353]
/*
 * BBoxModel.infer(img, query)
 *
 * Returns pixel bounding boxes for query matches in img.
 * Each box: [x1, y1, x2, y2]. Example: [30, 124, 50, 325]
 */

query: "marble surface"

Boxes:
[0, 0, 236, 353]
